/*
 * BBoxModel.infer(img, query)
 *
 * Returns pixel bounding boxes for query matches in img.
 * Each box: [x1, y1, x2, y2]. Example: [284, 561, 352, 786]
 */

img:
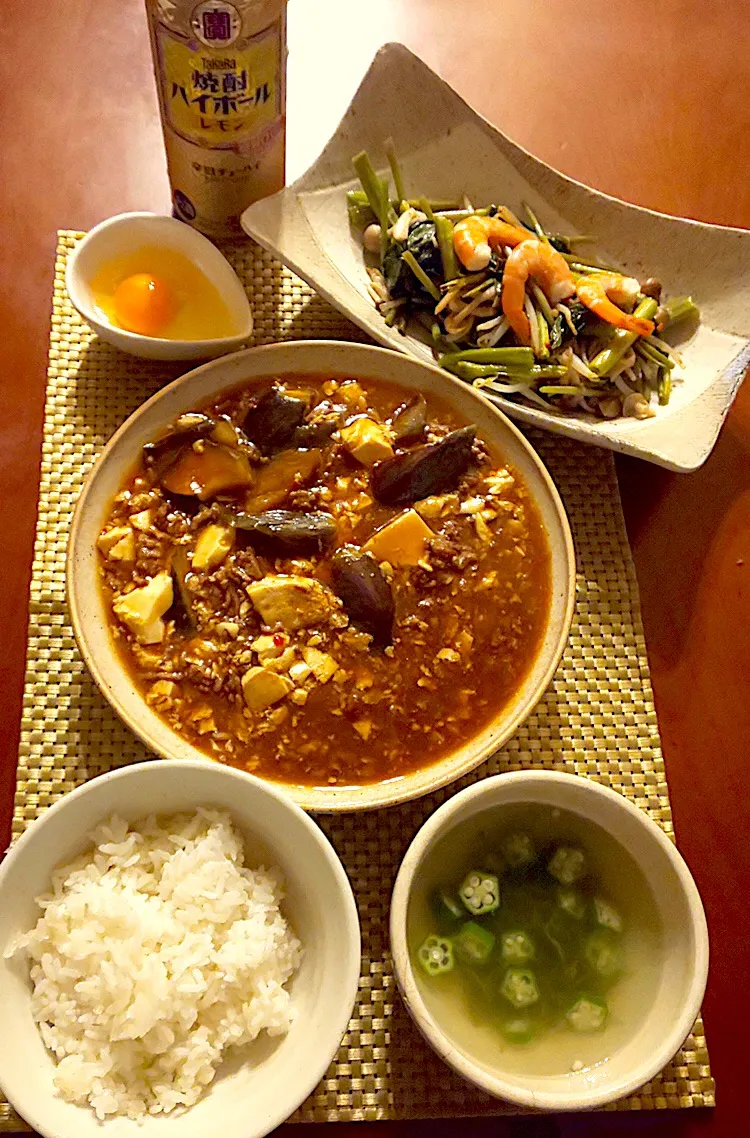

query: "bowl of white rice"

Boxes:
[0, 759, 361, 1138]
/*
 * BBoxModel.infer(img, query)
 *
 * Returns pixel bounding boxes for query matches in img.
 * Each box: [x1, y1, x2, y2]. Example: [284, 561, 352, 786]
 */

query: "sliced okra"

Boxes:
[459, 870, 500, 915]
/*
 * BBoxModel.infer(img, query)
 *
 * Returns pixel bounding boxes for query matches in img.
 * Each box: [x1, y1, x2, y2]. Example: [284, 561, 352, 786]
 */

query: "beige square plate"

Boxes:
[242, 43, 750, 472]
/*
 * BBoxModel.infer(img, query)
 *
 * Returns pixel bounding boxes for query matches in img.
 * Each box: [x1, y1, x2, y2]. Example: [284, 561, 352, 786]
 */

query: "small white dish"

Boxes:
[0, 759, 361, 1138]
[242, 42, 750, 472]
[66, 212, 253, 361]
[390, 770, 709, 1111]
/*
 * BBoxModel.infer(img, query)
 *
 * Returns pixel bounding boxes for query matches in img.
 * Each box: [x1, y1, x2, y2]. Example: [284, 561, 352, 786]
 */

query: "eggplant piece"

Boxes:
[169, 546, 197, 633]
[143, 413, 216, 477]
[331, 546, 394, 647]
[292, 419, 338, 448]
[244, 448, 322, 512]
[242, 388, 307, 455]
[160, 442, 252, 501]
[390, 393, 427, 442]
[371, 426, 476, 506]
[227, 509, 336, 554]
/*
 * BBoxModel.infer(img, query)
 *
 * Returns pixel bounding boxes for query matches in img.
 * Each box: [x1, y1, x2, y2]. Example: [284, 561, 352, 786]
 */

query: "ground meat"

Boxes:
[288, 488, 321, 511]
[191, 503, 222, 531]
[228, 548, 263, 581]
[428, 528, 478, 572]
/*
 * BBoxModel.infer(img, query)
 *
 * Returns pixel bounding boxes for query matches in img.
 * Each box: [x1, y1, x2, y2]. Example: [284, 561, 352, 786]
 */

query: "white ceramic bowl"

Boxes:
[0, 760, 361, 1138]
[66, 212, 253, 360]
[67, 339, 575, 812]
[390, 771, 709, 1111]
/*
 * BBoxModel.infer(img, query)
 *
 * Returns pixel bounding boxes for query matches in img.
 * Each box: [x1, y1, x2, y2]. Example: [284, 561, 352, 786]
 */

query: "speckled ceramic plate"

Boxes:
[242, 43, 750, 472]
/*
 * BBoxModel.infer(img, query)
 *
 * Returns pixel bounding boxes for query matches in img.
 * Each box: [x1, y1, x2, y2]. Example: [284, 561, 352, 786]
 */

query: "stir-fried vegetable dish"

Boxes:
[97, 374, 551, 786]
[415, 829, 628, 1046]
[349, 144, 699, 421]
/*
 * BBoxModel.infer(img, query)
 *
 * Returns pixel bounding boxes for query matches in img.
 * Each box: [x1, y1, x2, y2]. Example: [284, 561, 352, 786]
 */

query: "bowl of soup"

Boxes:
[68, 340, 575, 810]
[390, 770, 709, 1110]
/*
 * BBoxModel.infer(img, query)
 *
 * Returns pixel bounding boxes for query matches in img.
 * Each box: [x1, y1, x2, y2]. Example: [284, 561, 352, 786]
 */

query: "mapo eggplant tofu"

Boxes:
[97, 375, 551, 786]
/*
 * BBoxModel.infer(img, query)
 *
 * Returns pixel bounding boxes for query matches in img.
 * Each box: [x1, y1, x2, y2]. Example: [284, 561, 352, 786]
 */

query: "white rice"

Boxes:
[5, 809, 302, 1120]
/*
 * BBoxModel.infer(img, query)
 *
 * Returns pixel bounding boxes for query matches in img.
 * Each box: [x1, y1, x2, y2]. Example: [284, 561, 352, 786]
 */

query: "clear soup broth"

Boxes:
[408, 801, 663, 1077]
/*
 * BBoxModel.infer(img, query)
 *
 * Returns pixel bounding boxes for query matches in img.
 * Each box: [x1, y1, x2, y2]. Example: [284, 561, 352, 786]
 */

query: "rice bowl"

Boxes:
[6, 809, 302, 1120]
[0, 760, 361, 1138]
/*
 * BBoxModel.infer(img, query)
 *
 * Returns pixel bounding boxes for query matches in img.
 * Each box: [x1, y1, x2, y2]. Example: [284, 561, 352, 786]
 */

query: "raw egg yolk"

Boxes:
[113, 273, 178, 336]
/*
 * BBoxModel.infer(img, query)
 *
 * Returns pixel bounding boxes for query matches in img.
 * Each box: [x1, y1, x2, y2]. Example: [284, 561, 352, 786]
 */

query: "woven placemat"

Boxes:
[1, 233, 714, 1132]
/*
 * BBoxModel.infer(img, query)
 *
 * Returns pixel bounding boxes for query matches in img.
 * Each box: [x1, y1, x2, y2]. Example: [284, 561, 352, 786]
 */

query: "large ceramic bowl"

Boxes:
[390, 771, 709, 1111]
[67, 340, 575, 811]
[0, 759, 361, 1138]
[242, 43, 750, 472]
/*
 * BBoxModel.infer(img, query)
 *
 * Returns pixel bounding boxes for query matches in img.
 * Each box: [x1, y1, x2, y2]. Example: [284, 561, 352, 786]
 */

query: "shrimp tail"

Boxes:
[576, 275, 655, 336]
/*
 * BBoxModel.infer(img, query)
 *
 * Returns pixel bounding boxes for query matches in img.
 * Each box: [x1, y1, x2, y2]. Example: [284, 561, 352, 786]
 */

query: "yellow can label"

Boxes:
[157, 19, 281, 149]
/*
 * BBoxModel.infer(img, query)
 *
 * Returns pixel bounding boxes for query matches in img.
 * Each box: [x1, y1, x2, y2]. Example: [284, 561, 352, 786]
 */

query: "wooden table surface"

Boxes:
[2, 1, 749, 1135]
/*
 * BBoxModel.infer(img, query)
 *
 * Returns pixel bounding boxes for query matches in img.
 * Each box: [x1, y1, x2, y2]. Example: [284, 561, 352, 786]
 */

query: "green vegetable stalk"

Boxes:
[658, 371, 672, 405]
[523, 201, 548, 242]
[661, 296, 699, 325]
[439, 347, 536, 368]
[434, 215, 457, 282]
[635, 341, 675, 370]
[384, 138, 406, 205]
[589, 297, 659, 377]
[346, 190, 376, 229]
[353, 150, 390, 259]
[353, 152, 386, 227]
[531, 284, 555, 326]
[449, 361, 567, 382]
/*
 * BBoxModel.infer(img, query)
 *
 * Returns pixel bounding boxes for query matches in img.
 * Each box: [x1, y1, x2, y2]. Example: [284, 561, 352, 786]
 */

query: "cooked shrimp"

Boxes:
[453, 215, 529, 272]
[501, 238, 575, 344]
[576, 274, 655, 336]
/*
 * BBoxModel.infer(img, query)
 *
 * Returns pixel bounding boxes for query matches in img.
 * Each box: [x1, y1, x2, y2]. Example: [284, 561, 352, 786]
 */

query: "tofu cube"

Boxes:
[455, 629, 474, 655]
[247, 575, 335, 631]
[363, 509, 433, 566]
[338, 380, 368, 411]
[288, 660, 312, 683]
[97, 526, 132, 555]
[109, 531, 136, 561]
[251, 633, 285, 661]
[302, 645, 339, 684]
[241, 666, 293, 712]
[129, 509, 153, 531]
[112, 572, 173, 644]
[192, 523, 234, 571]
[339, 417, 393, 466]
[353, 718, 373, 741]
[262, 646, 297, 673]
[146, 679, 179, 712]
[415, 494, 459, 519]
